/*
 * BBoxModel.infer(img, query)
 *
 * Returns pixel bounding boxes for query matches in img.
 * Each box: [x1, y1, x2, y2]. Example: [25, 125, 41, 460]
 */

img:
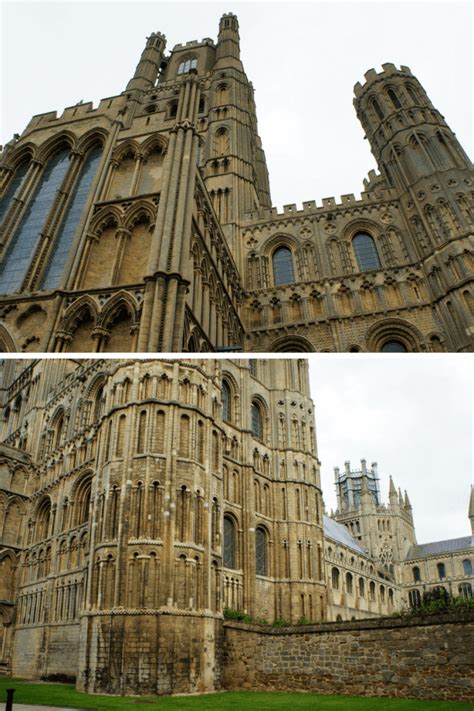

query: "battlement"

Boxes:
[243, 187, 396, 223]
[21, 95, 126, 135]
[172, 38, 215, 51]
[354, 63, 413, 97]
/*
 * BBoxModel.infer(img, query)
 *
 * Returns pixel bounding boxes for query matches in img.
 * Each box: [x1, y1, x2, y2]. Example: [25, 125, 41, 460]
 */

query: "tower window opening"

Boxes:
[387, 88, 401, 109]
[177, 57, 197, 75]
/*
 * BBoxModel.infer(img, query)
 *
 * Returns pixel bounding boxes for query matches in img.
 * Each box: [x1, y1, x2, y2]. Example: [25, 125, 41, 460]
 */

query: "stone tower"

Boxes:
[354, 64, 474, 351]
[333, 459, 416, 565]
[0, 358, 325, 694]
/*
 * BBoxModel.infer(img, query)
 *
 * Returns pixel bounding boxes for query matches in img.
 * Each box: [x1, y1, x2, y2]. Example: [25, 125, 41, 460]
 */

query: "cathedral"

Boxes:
[0, 13, 472, 354]
[0, 358, 472, 694]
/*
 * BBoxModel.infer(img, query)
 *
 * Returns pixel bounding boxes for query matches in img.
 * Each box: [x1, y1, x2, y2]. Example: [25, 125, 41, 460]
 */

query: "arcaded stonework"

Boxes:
[0, 358, 325, 692]
[0, 13, 472, 353]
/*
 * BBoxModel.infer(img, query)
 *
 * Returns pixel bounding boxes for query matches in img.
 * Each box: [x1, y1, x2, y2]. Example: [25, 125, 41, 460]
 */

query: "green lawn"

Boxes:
[0, 679, 471, 710]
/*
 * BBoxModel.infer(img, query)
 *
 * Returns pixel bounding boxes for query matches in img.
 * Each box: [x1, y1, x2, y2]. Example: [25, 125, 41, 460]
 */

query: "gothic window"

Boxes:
[54, 411, 65, 449]
[0, 159, 30, 227]
[0, 147, 71, 293]
[177, 57, 197, 75]
[222, 379, 231, 421]
[346, 572, 353, 594]
[36, 497, 51, 541]
[272, 246, 295, 286]
[413, 566, 421, 582]
[223, 515, 236, 569]
[41, 145, 102, 289]
[255, 527, 268, 576]
[437, 562, 446, 579]
[462, 559, 472, 576]
[369, 581, 376, 601]
[387, 88, 401, 109]
[331, 567, 340, 589]
[380, 340, 408, 353]
[251, 400, 263, 440]
[92, 384, 104, 422]
[409, 588, 421, 608]
[358, 577, 365, 597]
[249, 359, 257, 377]
[352, 232, 381, 272]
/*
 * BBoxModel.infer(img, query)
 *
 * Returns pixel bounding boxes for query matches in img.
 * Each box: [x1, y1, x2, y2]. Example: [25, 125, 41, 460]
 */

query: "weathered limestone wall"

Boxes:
[78, 612, 222, 696]
[223, 612, 474, 702]
[12, 624, 81, 679]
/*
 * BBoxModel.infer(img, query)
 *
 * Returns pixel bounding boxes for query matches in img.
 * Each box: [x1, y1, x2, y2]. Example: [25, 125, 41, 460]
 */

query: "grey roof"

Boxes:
[405, 536, 473, 560]
[323, 515, 367, 556]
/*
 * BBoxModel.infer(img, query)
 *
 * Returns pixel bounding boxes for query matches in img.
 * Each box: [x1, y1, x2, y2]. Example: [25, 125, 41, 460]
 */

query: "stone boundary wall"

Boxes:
[222, 611, 474, 702]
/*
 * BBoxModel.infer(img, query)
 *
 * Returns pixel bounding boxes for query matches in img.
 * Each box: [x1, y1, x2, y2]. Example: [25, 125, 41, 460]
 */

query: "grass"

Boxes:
[0, 679, 472, 710]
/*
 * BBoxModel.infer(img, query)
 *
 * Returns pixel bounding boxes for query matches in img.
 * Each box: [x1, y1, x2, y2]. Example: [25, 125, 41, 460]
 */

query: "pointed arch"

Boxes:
[35, 131, 76, 163]
[0, 324, 18, 353]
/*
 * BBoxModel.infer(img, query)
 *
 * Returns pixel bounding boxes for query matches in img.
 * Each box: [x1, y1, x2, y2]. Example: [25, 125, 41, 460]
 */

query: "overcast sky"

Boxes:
[1, 1, 472, 207]
[309, 355, 473, 546]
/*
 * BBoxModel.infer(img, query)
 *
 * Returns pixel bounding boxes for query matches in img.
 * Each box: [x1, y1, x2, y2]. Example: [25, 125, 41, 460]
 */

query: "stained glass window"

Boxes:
[352, 232, 381, 272]
[0, 160, 30, 227]
[0, 148, 70, 293]
[223, 515, 236, 568]
[255, 527, 267, 576]
[41, 145, 101, 289]
[272, 246, 295, 285]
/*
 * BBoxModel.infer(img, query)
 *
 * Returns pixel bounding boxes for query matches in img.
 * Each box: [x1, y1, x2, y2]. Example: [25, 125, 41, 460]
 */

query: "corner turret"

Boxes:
[126, 31, 167, 92]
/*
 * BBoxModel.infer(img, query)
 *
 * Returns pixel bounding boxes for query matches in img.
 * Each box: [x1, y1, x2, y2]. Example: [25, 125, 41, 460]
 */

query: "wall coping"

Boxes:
[223, 609, 474, 635]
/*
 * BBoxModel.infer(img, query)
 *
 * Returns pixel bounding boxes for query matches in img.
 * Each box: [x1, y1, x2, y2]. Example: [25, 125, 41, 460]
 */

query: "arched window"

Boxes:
[223, 515, 236, 569]
[177, 57, 197, 75]
[380, 340, 408, 353]
[251, 400, 263, 440]
[372, 99, 384, 120]
[406, 84, 419, 105]
[358, 577, 365, 597]
[255, 527, 268, 576]
[437, 562, 446, 579]
[463, 559, 472, 576]
[331, 567, 340, 589]
[54, 411, 65, 449]
[413, 566, 421, 582]
[41, 144, 102, 289]
[222, 380, 231, 421]
[0, 147, 71, 293]
[0, 159, 30, 227]
[352, 232, 381, 272]
[387, 88, 401, 109]
[369, 581, 376, 601]
[167, 100, 178, 119]
[249, 360, 257, 377]
[409, 589, 421, 608]
[272, 246, 295, 286]
[346, 572, 353, 594]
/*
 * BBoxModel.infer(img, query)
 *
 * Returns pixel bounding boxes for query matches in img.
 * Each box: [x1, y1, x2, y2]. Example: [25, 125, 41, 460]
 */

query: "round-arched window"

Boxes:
[251, 401, 263, 440]
[272, 246, 295, 286]
[222, 380, 231, 421]
[380, 340, 408, 353]
[352, 232, 381, 272]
